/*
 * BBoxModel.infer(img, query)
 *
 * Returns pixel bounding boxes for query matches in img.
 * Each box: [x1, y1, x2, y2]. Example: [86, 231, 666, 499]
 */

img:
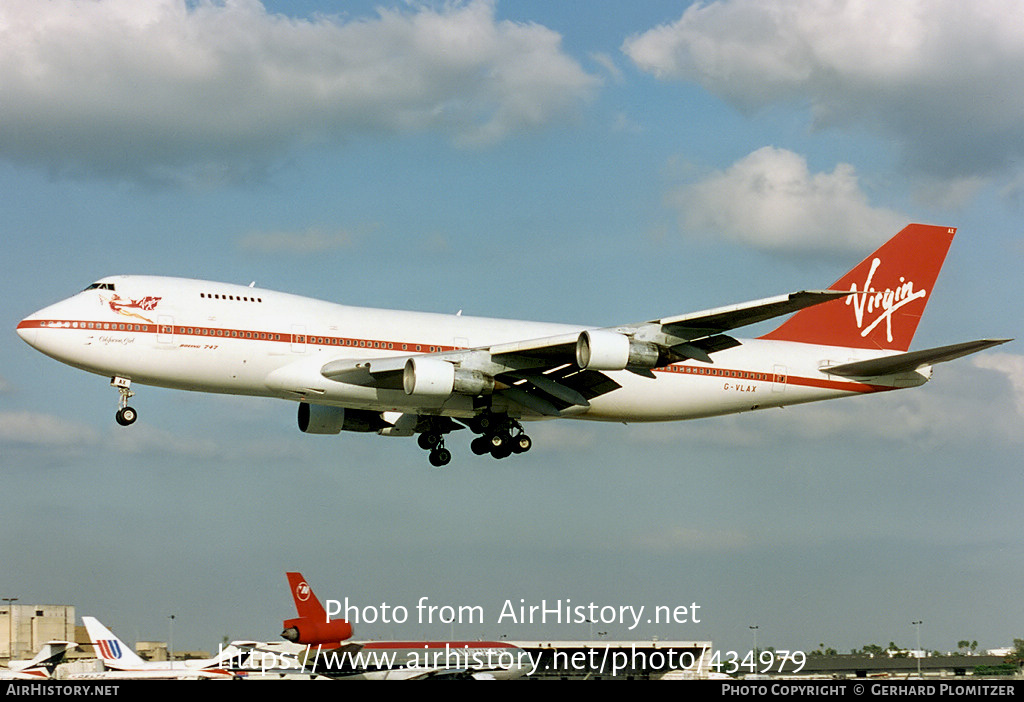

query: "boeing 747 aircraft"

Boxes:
[16, 224, 1008, 465]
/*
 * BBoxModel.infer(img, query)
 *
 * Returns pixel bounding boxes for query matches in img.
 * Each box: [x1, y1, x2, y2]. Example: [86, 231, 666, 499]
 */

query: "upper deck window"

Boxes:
[84, 283, 115, 291]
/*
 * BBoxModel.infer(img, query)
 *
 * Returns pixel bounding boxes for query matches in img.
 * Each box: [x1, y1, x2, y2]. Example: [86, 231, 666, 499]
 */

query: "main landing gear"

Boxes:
[111, 376, 138, 426]
[417, 430, 452, 467]
[468, 414, 532, 461]
[415, 413, 533, 467]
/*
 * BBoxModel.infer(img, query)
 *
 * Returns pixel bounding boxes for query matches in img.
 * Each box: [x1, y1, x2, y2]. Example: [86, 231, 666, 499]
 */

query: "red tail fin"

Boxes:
[760, 224, 956, 351]
[286, 571, 326, 619]
[283, 572, 354, 645]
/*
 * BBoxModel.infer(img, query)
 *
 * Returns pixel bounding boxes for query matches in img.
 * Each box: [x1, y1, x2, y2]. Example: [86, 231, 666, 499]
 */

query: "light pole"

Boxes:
[3, 598, 18, 662]
[749, 626, 759, 676]
[168, 615, 175, 662]
[911, 621, 922, 677]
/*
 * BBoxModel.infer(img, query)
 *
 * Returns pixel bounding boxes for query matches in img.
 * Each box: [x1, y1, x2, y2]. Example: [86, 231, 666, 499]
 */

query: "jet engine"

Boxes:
[403, 357, 494, 397]
[281, 616, 353, 646]
[575, 330, 661, 370]
[297, 403, 383, 434]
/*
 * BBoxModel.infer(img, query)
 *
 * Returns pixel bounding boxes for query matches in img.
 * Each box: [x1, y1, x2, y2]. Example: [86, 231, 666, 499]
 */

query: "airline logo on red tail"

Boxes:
[95, 639, 123, 660]
[760, 224, 953, 352]
[845, 257, 928, 344]
[294, 580, 311, 602]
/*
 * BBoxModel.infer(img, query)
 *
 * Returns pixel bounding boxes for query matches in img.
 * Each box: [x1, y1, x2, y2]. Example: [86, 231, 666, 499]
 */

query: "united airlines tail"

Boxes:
[760, 223, 956, 351]
[82, 616, 147, 670]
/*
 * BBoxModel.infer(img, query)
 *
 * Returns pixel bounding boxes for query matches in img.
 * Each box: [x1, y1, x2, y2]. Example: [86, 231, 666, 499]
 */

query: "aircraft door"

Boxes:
[157, 315, 174, 344]
[771, 364, 787, 393]
[291, 325, 306, 353]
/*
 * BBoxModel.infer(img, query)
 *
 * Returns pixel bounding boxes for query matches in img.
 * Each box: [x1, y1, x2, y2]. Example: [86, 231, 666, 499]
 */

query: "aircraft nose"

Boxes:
[16, 318, 38, 347]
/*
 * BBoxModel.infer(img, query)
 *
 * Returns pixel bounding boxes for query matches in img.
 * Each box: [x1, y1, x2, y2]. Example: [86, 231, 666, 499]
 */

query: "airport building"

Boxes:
[0, 603, 76, 663]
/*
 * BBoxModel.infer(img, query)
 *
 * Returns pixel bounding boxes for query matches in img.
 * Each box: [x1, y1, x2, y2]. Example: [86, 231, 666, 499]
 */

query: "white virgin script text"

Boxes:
[845, 258, 927, 343]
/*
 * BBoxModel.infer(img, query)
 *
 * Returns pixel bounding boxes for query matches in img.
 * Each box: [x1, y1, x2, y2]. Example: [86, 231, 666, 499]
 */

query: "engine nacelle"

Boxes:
[281, 616, 353, 645]
[403, 357, 494, 397]
[297, 403, 381, 433]
[575, 330, 661, 370]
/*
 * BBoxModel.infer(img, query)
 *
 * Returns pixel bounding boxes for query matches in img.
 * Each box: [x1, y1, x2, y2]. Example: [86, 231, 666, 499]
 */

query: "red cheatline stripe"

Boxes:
[19, 318, 893, 395]
[17, 318, 457, 353]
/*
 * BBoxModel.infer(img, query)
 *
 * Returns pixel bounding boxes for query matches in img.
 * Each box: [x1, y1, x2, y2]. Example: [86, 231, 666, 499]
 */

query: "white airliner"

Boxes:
[16, 224, 1008, 466]
[0, 641, 77, 680]
[76, 616, 235, 680]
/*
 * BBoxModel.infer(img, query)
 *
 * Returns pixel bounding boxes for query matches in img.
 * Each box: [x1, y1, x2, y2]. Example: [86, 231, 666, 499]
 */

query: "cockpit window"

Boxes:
[84, 283, 115, 291]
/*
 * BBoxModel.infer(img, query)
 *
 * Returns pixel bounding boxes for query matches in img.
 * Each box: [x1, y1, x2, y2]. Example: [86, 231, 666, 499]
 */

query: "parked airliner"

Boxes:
[280, 572, 528, 679]
[0, 641, 77, 680]
[78, 616, 235, 679]
[16, 224, 1008, 465]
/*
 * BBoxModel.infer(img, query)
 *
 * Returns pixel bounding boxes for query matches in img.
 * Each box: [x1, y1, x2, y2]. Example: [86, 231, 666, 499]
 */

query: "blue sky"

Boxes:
[1, 0, 1022, 659]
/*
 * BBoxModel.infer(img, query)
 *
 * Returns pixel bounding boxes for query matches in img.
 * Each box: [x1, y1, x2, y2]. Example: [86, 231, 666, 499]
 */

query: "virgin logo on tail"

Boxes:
[760, 224, 955, 352]
[845, 258, 928, 344]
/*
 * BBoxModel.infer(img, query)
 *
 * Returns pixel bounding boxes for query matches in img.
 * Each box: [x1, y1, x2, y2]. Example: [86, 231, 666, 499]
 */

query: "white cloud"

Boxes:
[0, 412, 99, 446]
[623, 0, 1024, 181]
[626, 357, 1022, 448]
[669, 146, 905, 252]
[0, 0, 598, 183]
[972, 352, 1024, 417]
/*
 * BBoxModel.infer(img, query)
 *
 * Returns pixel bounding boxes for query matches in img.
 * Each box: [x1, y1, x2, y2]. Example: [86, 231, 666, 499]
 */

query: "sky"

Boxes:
[1, 0, 1022, 662]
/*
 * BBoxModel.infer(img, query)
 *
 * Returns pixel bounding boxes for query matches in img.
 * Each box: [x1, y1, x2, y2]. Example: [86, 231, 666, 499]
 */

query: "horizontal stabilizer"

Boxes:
[824, 339, 1011, 378]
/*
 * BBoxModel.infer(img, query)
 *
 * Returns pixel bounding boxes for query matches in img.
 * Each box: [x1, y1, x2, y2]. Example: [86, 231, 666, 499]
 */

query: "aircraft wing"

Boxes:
[319, 289, 851, 416]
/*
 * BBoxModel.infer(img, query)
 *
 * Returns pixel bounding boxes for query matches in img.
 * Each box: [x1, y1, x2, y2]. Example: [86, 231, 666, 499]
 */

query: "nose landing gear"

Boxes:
[111, 376, 137, 426]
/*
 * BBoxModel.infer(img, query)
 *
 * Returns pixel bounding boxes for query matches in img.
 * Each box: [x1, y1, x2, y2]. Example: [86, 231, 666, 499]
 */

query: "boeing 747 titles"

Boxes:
[16, 224, 1009, 466]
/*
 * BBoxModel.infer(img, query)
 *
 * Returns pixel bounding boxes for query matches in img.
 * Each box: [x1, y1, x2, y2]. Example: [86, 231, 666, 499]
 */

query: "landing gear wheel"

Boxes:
[115, 406, 137, 426]
[490, 443, 512, 460]
[429, 447, 452, 467]
[111, 376, 136, 427]
[418, 432, 442, 450]
[470, 436, 491, 455]
[489, 431, 511, 450]
[511, 434, 532, 453]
